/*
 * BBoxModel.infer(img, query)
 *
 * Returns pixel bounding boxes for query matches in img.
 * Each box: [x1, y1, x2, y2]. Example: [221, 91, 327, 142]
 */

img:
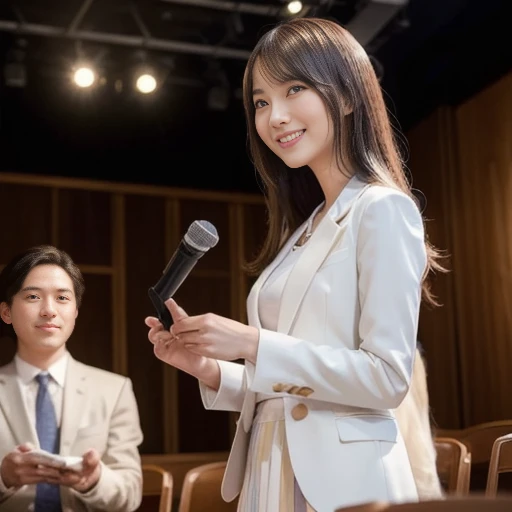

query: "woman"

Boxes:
[145, 16, 445, 511]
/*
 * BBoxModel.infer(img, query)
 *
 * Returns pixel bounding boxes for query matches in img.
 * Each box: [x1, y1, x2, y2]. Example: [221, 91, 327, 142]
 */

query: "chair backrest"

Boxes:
[142, 463, 173, 512]
[336, 496, 512, 512]
[436, 421, 512, 466]
[178, 461, 238, 512]
[435, 437, 472, 495]
[436, 420, 512, 491]
[486, 433, 512, 496]
[335, 502, 388, 512]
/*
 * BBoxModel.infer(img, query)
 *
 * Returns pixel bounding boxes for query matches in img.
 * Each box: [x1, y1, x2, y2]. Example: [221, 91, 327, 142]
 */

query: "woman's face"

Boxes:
[252, 61, 334, 173]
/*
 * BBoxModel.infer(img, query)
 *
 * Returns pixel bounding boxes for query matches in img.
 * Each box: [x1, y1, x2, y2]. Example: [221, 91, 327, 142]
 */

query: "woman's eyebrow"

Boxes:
[252, 88, 264, 96]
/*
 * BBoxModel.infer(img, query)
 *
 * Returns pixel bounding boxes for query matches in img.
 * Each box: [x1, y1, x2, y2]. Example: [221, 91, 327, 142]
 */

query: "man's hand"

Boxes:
[0, 443, 64, 488]
[55, 449, 102, 493]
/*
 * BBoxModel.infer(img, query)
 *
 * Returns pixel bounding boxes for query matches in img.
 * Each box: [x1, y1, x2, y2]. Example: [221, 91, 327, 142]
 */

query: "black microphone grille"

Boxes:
[184, 220, 219, 252]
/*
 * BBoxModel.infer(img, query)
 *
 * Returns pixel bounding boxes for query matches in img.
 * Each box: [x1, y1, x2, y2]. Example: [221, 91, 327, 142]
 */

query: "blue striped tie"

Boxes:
[34, 372, 62, 512]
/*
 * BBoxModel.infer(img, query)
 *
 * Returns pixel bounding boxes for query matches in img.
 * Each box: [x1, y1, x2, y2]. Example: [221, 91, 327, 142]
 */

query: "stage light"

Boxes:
[73, 67, 96, 88]
[287, 1, 303, 15]
[135, 73, 157, 94]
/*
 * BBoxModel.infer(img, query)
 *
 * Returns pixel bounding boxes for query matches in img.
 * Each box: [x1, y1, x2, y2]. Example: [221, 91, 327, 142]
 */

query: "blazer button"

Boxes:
[291, 403, 308, 421]
[273, 383, 286, 392]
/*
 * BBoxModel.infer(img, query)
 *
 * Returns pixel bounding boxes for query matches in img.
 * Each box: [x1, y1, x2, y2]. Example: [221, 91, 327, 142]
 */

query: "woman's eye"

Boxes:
[289, 85, 304, 95]
[254, 99, 267, 109]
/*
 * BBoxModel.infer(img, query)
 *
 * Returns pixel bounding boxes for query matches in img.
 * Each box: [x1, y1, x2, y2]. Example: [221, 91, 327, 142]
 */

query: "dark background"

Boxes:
[0, 0, 510, 194]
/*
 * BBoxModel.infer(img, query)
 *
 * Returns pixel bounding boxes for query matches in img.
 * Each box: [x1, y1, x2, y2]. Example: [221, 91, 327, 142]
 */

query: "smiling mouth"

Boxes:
[278, 130, 305, 143]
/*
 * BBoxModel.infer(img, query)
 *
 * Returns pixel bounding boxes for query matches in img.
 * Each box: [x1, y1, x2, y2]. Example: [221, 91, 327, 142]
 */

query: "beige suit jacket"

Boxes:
[0, 355, 143, 512]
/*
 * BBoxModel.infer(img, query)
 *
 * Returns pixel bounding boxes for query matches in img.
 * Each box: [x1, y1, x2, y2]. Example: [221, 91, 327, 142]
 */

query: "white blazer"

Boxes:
[200, 176, 426, 511]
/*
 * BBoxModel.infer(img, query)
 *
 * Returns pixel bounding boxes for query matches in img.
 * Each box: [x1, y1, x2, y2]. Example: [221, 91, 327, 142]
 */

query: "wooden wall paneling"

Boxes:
[125, 194, 167, 454]
[242, 203, 267, 266]
[164, 199, 181, 454]
[57, 188, 112, 266]
[407, 107, 463, 429]
[0, 171, 262, 204]
[111, 194, 127, 377]
[242, 202, 267, 323]
[0, 172, 267, 455]
[0, 182, 53, 260]
[175, 274, 232, 453]
[69, 273, 113, 371]
[0, 181, 54, 366]
[51, 188, 59, 244]
[453, 73, 512, 426]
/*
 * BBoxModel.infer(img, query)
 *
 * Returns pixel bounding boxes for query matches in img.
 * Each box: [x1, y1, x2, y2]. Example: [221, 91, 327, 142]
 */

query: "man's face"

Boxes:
[0, 264, 78, 361]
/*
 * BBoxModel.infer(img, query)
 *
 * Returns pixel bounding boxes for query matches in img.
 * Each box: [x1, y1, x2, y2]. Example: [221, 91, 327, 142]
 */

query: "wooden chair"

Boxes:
[486, 433, 512, 496]
[178, 461, 238, 512]
[335, 502, 388, 512]
[436, 420, 512, 491]
[435, 437, 472, 495]
[140, 463, 173, 512]
[336, 496, 512, 512]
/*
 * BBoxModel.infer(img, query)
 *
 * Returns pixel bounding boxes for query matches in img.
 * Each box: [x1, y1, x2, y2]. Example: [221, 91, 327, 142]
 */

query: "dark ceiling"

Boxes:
[0, 0, 509, 194]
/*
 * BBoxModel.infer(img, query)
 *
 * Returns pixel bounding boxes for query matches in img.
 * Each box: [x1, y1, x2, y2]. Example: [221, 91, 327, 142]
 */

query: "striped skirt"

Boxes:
[237, 398, 316, 512]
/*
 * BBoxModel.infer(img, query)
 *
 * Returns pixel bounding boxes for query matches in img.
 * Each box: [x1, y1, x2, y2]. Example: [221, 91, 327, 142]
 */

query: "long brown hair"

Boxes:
[242, 16, 445, 305]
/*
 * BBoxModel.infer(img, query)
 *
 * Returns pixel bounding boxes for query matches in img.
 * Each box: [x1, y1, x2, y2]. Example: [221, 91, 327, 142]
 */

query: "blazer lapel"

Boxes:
[59, 357, 88, 455]
[242, 224, 306, 432]
[246, 222, 307, 328]
[0, 362, 38, 446]
[277, 177, 371, 335]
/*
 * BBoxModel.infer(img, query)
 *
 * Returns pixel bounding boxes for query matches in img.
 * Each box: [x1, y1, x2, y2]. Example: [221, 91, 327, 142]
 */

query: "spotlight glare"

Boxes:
[287, 0, 303, 14]
[73, 67, 95, 88]
[136, 73, 157, 94]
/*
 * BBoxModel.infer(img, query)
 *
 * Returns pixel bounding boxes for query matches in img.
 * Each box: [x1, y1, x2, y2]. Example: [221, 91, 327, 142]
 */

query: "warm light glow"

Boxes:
[136, 73, 157, 94]
[73, 67, 95, 88]
[287, 0, 303, 14]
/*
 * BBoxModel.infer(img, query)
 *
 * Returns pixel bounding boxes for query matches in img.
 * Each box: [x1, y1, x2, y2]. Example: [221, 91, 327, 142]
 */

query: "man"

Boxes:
[0, 245, 143, 511]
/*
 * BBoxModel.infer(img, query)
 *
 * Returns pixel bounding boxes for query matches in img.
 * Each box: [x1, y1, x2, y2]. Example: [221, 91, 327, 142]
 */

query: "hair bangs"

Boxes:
[254, 25, 332, 89]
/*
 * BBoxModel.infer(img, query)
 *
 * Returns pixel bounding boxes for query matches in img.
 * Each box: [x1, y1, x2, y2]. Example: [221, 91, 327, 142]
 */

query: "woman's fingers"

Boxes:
[145, 316, 162, 328]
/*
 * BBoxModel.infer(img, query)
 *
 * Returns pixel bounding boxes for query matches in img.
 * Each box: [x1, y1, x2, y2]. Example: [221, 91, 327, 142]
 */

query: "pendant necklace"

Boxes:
[292, 211, 316, 251]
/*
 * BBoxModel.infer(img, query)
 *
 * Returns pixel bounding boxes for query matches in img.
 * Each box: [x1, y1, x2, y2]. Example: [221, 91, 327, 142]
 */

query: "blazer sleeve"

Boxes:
[72, 377, 143, 512]
[249, 190, 427, 409]
[199, 360, 246, 412]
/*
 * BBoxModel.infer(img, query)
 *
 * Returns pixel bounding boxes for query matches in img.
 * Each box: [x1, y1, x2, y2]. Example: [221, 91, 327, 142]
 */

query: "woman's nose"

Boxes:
[269, 105, 290, 127]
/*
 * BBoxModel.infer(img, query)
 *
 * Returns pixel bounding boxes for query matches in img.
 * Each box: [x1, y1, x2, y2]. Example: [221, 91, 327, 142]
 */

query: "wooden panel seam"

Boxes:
[112, 194, 128, 376]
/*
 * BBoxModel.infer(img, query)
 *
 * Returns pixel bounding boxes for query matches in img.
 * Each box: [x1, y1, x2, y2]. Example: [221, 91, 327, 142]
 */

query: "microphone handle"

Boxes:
[148, 242, 205, 330]
[148, 287, 173, 330]
[153, 245, 201, 298]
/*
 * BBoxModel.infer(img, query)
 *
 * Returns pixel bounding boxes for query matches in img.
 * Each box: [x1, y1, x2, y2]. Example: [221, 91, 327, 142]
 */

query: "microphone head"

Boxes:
[184, 220, 219, 252]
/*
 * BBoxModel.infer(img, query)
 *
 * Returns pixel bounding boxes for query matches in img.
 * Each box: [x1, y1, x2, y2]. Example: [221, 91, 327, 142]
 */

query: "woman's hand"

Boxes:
[145, 300, 206, 373]
[167, 299, 259, 364]
[145, 299, 221, 389]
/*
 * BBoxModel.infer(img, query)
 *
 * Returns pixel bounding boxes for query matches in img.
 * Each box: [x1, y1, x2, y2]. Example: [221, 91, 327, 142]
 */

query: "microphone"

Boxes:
[148, 220, 219, 330]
